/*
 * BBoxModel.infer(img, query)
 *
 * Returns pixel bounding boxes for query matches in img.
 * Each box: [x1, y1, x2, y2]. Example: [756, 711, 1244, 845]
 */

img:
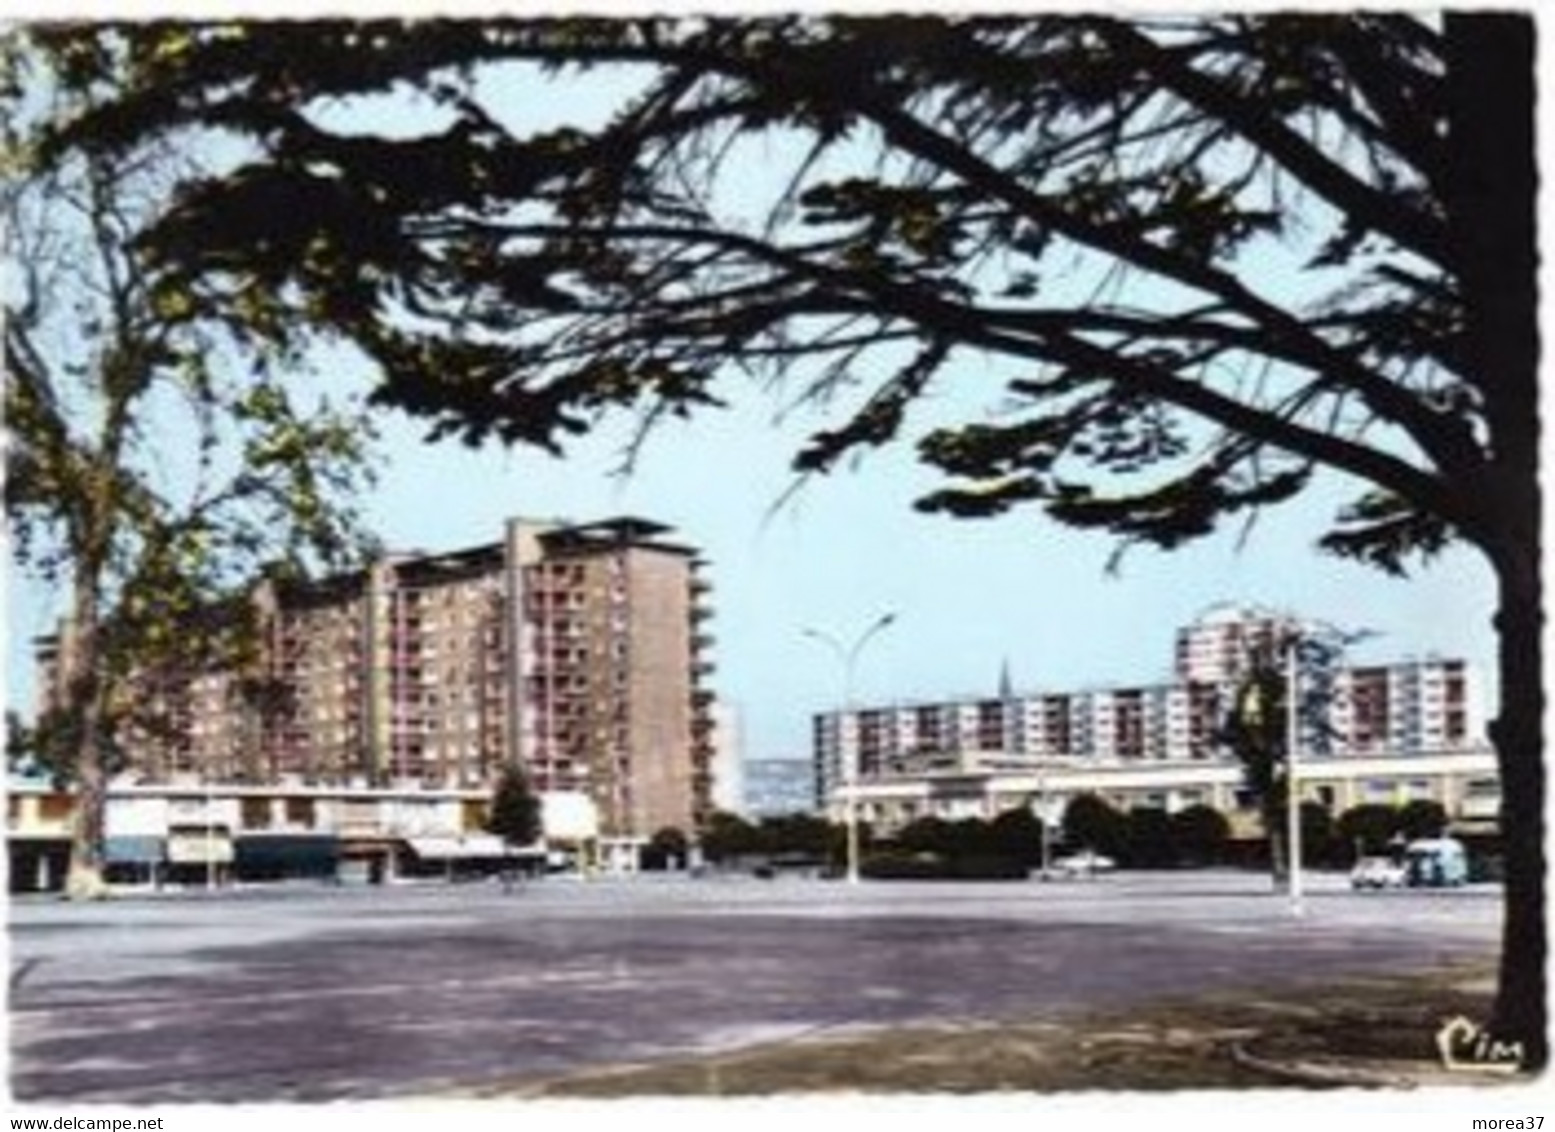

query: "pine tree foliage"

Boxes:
[15, 13, 1540, 1062]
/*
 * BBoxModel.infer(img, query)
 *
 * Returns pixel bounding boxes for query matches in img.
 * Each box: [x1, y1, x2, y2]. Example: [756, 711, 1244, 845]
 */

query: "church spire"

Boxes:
[999, 658, 1022, 756]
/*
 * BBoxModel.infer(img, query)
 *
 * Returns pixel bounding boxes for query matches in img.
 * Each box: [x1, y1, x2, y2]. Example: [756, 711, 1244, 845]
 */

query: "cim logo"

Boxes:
[1436, 1016, 1527, 1075]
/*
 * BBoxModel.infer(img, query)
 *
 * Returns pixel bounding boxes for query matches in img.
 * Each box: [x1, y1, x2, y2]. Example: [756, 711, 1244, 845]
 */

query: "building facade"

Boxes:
[742, 758, 818, 819]
[35, 516, 718, 841]
[813, 605, 1490, 829]
[4, 772, 658, 894]
[708, 703, 746, 814]
[828, 749, 1501, 841]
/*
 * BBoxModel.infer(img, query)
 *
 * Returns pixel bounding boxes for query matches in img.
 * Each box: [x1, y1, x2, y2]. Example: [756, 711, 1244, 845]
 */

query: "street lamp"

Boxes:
[1284, 634, 1303, 918]
[803, 612, 898, 885]
[1035, 765, 1053, 879]
[1283, 616, 1378, 919]
[205, 770, 217, 893]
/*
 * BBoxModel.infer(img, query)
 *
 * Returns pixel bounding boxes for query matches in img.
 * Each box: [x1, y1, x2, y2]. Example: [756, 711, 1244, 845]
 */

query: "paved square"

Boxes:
[9, 873, 1500, 1102]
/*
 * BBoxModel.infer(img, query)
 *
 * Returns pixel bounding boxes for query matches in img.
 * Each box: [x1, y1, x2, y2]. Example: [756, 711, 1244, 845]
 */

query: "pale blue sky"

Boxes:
[341, 377, 1498, 760]
[4, 36, 1502, 761]
[5, 341, 1501, 759]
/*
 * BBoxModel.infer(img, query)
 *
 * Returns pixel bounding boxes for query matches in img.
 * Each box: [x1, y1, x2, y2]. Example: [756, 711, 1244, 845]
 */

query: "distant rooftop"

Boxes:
[540, 515, 694, 556]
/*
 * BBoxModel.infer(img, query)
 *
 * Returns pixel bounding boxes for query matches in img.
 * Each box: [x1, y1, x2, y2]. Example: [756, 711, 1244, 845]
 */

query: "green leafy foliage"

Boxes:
[697, 811, 762, 862]
[3, 34, 380, 888]
[1168, 804, 1231, 866]
[17, 15, 1540, 1056]
[695, 810, 847, 864]
[987, 804, 1045, 866]
[486, 765, 543, 847]
[1122, 807, 1175, 869]
[1297, 801, 1338, 867]
[640, 826, 689, 870]
[860, 850, 1028, 881]
[1336, 802, 1402, 855]
[1060, 792, 1127, 859]
[28, 15, 1497, 575]
[1397, 798, 1450, 841]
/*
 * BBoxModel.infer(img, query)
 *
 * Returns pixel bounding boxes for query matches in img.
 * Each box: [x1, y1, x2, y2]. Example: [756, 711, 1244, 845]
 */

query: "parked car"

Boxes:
[1052, 850, 1116, 877]
[1403, 837, 1470, 887]
[1350, 856, 1407, 890]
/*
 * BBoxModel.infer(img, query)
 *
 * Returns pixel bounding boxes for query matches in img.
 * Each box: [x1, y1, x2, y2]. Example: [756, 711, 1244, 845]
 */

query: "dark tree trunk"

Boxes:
[1490, 543, 1545, 1067]
[63, 618, 110, 900]
[1445, 13, 1543, 1068]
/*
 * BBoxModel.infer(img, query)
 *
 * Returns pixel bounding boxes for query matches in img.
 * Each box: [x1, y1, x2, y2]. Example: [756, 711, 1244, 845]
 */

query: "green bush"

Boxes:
[1169, 804, 1231, 866]
[861, 850, 1028, 881]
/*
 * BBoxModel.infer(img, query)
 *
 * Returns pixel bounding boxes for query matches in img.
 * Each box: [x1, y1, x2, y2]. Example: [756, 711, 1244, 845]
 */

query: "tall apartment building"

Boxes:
[35, 516, 718, 839]
[742, 758, 819, 819]
[708, 702, 746, 814]
[813, 606, 1483, 799]
[1174, 603, 1293, 685]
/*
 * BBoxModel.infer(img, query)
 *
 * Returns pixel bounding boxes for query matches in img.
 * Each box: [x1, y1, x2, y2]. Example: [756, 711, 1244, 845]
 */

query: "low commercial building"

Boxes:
[825, 747, 1501, 841]
[4, 773, 638, 893]
[31, 514, 719, 846]
[813, 605, 1499, 840]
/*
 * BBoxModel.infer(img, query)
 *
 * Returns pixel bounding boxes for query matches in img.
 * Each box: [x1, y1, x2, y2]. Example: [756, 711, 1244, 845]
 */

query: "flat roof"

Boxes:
[391, 541, 505, 582]
[540, 515, 695, 556]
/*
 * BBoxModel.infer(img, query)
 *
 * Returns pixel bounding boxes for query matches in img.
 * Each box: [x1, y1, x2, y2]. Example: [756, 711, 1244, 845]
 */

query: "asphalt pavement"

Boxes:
[8, 871, 1501, 1103]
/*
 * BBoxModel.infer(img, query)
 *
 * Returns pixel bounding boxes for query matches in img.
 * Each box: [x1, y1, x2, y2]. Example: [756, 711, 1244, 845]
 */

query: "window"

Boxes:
[1364, 780, 1395, 802]
[242, 798, 272, 830]
[285, 797, 316, 828]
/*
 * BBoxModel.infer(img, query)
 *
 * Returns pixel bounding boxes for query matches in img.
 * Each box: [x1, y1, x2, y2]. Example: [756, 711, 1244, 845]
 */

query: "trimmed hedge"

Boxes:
[860, 851, 1030, 881]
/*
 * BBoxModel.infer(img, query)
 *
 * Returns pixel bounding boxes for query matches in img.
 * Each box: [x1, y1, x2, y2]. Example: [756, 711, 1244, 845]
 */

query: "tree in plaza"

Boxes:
[1397, 798, 1450, 842]
[893, 815, 956, 858]
[698, 810, 760, 864]
[1297, 801, 1338, 869]
[38, 12, 1540, 1060]
[3, 35, 378, 899]
[486, 764, 543, 849]
[895, 815, 999, 862]
[1122, 807, 1176, 869]
[1168, 804, 1230, 868]
[484, 764, 542, 886]
[756, 812, 836, 858]
[1218, 657, 1291, 880]
[1060, 793, 1126, 861]
[644, 826, 689, 870]
[6, 712, 35, 775]
[988, 804, 1045, 867]
[1336, 802, 1402, 859]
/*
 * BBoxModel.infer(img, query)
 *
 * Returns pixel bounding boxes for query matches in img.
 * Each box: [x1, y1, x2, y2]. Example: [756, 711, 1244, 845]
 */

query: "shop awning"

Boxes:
[406, 835, 542, 861]
[104, 835, 165, 864]
[166, 833, 234, 865]
[235, 835, 340, 869]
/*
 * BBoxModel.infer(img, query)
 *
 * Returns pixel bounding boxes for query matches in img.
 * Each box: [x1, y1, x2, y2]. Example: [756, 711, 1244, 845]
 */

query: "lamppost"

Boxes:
[1284, 633, 1303, 918]
[1036, 765, 1053, 879]
[803, 612, 898, 885]
[205, 771, 217, 893]
[1282, 616, 1377, 919]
